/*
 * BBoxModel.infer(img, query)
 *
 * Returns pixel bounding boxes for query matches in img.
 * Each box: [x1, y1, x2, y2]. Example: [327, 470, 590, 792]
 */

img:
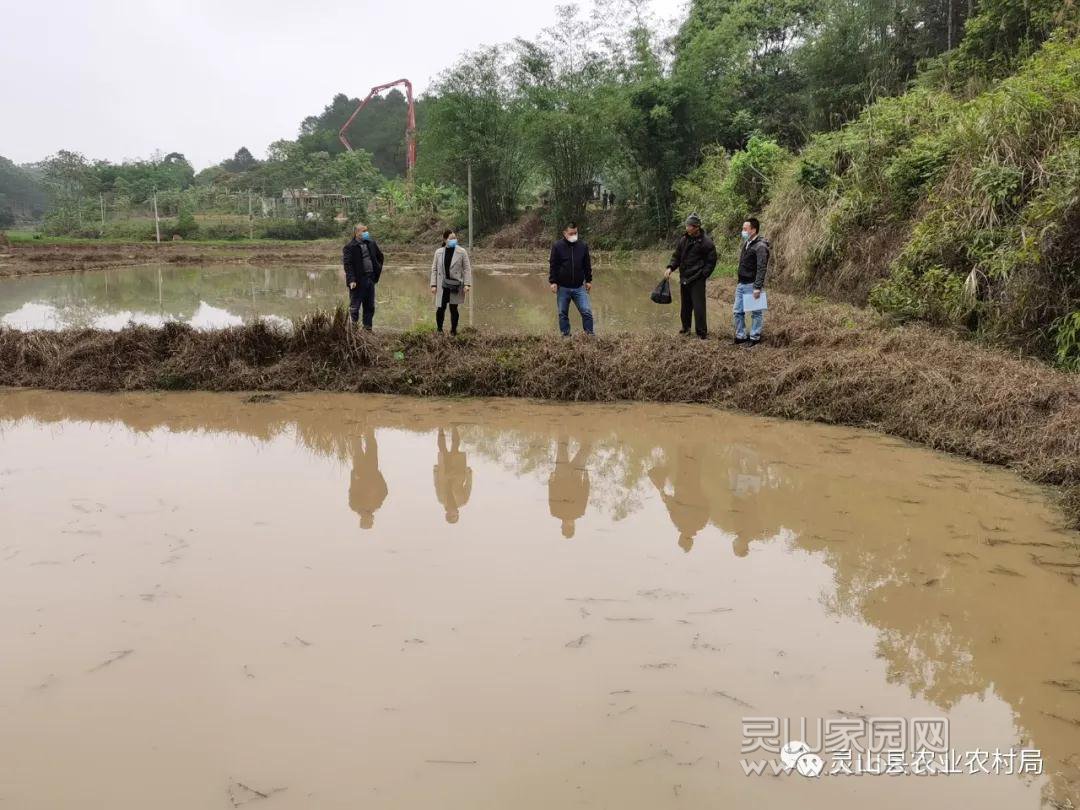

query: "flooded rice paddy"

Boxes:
[0, 256, 713, 333]
[1, 391, 1079, 809]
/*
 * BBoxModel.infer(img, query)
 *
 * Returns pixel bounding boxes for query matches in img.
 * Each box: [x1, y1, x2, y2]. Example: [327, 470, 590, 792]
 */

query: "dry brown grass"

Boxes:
[2, 293, 1078, 525]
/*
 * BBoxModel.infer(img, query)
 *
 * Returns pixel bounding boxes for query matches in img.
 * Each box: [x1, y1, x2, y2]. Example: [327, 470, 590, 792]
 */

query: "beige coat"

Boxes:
[430, 246, 473, 307]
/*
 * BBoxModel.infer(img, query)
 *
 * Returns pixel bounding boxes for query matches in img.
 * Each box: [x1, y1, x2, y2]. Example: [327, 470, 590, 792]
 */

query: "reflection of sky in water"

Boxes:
[1, 302, 66, 330]
[0, 300, 263, 332]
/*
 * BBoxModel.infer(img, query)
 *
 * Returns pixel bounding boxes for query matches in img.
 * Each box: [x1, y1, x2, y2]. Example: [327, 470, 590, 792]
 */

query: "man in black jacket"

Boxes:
[548, 221, 594, 336]
[342, 222, 384, 330]
[664, 213, 717, 339]
[734, 217, 769, 346]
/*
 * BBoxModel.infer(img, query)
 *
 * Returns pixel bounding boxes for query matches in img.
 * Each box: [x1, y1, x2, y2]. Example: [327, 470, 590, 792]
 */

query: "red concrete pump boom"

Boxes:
[338, 78, 417, 177]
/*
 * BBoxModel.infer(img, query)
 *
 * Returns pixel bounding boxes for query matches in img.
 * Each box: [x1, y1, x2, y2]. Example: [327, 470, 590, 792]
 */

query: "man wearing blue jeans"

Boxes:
[734, 217, 769, 346]
[549, 221, 594, 336]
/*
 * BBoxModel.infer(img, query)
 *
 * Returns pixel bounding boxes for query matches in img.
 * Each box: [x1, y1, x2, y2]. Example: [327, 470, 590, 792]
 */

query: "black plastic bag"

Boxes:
[650, 277, 672, 304]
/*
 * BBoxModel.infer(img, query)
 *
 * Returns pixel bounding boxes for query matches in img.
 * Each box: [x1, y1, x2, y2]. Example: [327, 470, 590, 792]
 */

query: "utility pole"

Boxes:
[99, 194, 105, 236]
[248, 190, 254, 240]
[467, 159, 474, 250]
[153, 191, 161, 244]
[947, 0, 954, 51]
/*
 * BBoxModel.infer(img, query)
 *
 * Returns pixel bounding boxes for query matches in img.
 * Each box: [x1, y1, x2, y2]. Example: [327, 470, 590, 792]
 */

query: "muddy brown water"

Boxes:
[0, 254, 711, 334]
[2, 390, 1079, 809]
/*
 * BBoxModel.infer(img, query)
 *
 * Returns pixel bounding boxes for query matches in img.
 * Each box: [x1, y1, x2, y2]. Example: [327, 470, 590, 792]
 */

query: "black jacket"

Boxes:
[738, 236, 770, 289]
[549, 238, 593, 288]
[667, 231, 718, 286]
[342, 237, 384, 286]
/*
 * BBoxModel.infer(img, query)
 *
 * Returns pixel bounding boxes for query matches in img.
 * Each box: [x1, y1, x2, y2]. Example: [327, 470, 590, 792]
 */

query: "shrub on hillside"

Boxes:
[673, 136, 791, 235]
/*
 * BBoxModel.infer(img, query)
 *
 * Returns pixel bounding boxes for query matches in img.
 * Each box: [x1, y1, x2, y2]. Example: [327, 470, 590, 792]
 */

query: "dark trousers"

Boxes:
[679, 276, 707, 337]
[436, 289, 459, 333]
[348, 276, 376, 329]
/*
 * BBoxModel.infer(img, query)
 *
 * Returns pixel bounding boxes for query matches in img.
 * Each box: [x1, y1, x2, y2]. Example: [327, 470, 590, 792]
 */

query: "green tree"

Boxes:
[674, 135, 791, 233]
[513, 6, 620, 228]
[298, 90, 411, 177]
[42, 150, 96, 201]
[955, 0, 1077, 79]
[420, 46, 531, 234]
[308, 149, 383, 199]
[614, 74, 696, 231]
[0, 155, 48, 223]
[674, 0, 816, 149]
[221, 147, 259, 173]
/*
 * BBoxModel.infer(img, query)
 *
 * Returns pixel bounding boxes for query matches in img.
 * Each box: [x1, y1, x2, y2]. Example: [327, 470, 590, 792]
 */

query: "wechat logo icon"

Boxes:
[780, 741, 825, 777]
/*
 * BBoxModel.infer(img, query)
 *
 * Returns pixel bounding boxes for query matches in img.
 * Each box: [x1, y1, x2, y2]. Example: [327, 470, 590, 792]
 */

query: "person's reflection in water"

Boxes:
[548, 435, 593, 539]
[723, 444, 776, 558]
[349, 428, 388, 530]
[433, 427, 473, 523]
[649, 447, 710, 553]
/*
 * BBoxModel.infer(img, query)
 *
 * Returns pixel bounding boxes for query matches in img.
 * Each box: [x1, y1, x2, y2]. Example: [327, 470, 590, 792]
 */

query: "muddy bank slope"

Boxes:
[2, 293, 1078, 524]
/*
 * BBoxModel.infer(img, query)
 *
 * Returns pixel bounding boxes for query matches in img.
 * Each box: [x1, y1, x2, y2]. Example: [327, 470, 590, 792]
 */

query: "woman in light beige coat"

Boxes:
[430, 229, 473, 335]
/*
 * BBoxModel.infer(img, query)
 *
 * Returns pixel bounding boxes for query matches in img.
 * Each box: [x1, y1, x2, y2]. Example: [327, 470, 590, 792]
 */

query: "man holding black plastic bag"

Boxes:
[664, 214, 717, 339]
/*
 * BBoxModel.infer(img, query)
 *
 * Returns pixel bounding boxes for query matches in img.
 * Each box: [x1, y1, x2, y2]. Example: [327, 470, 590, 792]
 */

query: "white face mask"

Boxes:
[567, 234, 578, 243]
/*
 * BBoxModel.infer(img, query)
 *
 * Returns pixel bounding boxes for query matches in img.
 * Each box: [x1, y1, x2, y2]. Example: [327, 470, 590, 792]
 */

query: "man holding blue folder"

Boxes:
[734, 217, 770, 346]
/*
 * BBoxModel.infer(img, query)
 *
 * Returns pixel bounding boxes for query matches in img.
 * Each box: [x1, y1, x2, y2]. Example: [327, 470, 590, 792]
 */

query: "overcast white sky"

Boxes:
[1, 0, 687, 169]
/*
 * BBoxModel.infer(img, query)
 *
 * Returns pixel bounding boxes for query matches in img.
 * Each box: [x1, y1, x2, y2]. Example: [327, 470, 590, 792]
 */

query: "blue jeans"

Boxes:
[557, 286, 594, 335]
[733, 282, 763, 339]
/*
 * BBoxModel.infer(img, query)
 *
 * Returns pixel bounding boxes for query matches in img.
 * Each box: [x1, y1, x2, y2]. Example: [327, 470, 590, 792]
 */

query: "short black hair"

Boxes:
[564, 221, 578, 231]
[746, 217, 760, 233]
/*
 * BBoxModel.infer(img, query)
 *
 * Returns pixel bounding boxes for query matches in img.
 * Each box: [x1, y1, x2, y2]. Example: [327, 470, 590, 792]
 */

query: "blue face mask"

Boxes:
[741, 230, 750, 242]
[361, 231, 370, 241]
[446, 239, 458, 249]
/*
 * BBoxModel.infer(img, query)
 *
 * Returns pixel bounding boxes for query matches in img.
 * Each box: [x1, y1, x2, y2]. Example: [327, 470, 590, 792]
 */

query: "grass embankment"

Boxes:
[2, 292, 1078, 526]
